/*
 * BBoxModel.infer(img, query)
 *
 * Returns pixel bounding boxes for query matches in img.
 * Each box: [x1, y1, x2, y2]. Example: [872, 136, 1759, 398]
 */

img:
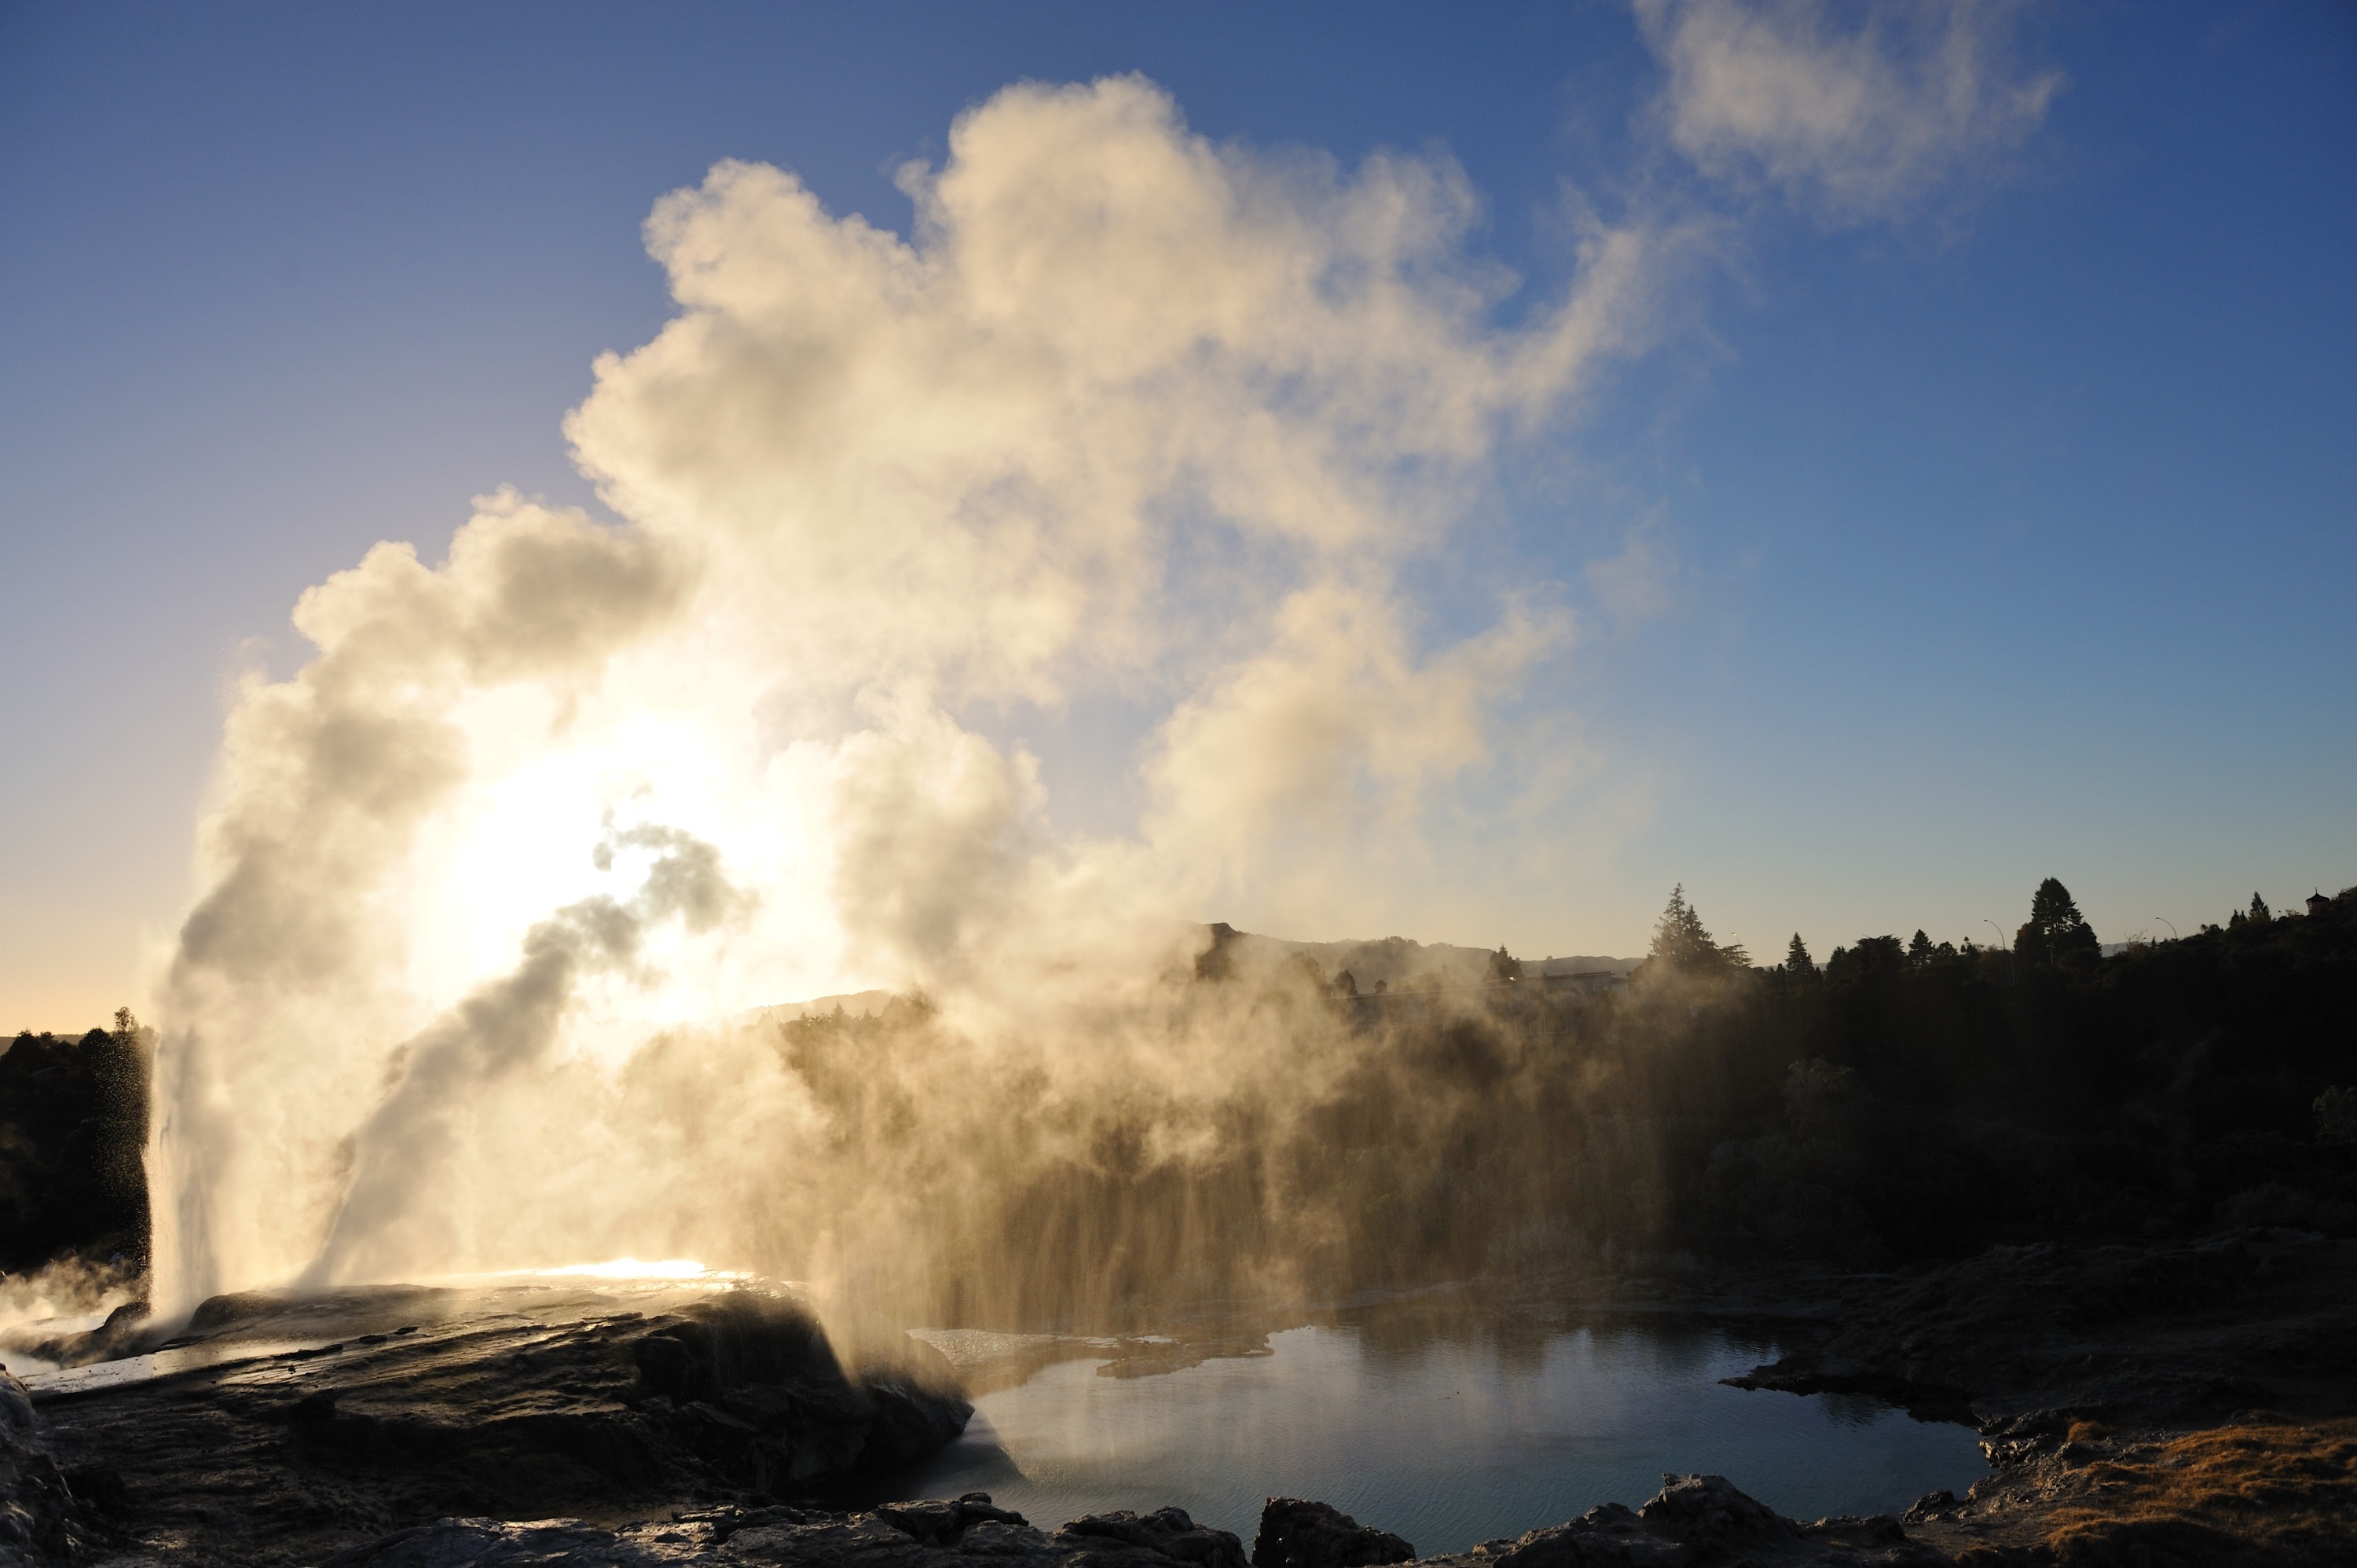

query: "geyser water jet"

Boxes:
[144, 75, 1662, 1319]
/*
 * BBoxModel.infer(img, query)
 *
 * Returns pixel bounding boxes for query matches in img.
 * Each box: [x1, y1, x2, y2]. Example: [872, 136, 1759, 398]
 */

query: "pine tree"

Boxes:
[1783, 932, 1816, 978]
[1908, 929, 1934, 966]
[2015, 877, 2099, 964]
[1650, 885, 1749, 975]
[2249, 892, 2272, 925]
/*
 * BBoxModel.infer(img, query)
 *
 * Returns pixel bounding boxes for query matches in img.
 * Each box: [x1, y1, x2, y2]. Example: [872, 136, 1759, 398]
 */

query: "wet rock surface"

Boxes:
[13, 1283, 969, 1566]
[0, 1370, 91, 1566]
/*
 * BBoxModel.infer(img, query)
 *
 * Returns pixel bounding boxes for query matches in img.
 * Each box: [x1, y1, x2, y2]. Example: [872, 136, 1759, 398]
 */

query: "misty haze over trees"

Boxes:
[4, 877, 2353, 1329]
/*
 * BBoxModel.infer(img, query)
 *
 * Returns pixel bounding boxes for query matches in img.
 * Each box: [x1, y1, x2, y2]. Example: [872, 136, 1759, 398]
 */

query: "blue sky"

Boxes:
[2, 1, 2352, 1029]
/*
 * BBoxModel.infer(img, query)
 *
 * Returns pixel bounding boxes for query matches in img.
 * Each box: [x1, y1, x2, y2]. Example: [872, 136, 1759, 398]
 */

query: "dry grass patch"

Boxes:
[2035, 1415, 2357, 1566]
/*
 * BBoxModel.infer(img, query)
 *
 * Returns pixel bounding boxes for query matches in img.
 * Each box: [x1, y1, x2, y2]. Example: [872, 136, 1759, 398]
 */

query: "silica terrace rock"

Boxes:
[19, 1284, 970, 1565]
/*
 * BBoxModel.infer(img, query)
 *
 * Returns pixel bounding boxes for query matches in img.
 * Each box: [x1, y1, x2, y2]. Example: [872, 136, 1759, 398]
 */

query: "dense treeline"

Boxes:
[0, 1011, 149, 1274]
[1573, 880, 2357, 1270]
[805, 878, 2357, 1324]
[3, 885, 2352, 1329]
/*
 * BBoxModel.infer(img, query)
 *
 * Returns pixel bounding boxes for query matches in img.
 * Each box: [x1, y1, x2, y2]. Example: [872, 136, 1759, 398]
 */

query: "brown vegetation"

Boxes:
[1993, 1416, 2357, 1567]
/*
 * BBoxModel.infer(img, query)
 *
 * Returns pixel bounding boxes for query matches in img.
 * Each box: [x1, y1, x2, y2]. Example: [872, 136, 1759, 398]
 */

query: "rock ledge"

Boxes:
[311, 1475, 1943, 1568]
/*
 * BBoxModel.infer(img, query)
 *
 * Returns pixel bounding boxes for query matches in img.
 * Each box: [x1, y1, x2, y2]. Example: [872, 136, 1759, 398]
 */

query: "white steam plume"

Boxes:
[1635, 0, 2062, 223]
[296, 826, 746, 1288]
[145, 73, 1674, 1313]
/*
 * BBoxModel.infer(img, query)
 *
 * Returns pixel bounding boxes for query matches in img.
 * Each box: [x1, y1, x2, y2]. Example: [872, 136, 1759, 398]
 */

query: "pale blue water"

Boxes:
[890, 1321, 1986, 1553]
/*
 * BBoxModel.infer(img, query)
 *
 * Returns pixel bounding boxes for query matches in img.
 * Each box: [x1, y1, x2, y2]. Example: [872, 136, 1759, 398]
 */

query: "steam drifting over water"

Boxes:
[144, 31, 2058, 1323]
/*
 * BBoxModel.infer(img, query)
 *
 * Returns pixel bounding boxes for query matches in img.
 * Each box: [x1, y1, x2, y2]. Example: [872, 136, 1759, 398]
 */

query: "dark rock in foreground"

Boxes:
[313, 1475, 1945, 1567]
[3, 1295, 1957, 1568]
[1389, 1477, 1943, 1568]
[1422, 1473, 1945, 1566]
[19, 1282, 970, 1565]
[1252, 1499, 1412, 1568]
[27, 1236, 2355, 1564]
[0, 1371, 91, 1566]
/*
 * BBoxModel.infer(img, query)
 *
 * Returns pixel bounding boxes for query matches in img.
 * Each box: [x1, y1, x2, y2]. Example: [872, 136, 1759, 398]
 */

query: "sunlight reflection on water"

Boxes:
[893, 1322, 1986, 1553]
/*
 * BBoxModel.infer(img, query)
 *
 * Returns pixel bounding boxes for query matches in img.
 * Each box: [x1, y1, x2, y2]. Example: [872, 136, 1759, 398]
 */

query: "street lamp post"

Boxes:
[1985, 919, 2014, 983]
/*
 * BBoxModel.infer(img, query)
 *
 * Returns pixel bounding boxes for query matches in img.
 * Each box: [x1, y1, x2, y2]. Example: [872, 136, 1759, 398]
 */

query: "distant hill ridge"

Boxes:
[745, 930, 1637, 1023]
[1226, 929, 1636, 988]
[729, 991, 896, 1028]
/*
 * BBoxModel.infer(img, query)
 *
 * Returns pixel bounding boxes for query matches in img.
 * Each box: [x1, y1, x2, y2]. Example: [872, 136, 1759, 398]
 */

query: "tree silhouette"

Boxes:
[1486, 947, 1523, 984]
[1908, 929, 1934, 967]
[2249, 892, 2272, 925]
[1783, 932, 1816, 978]
[1651, 885, 1749, 975]
[1827, 933, 1906, 982]
[2318, 1086, 2357, 1147]
[2016, 877, 2099, 965]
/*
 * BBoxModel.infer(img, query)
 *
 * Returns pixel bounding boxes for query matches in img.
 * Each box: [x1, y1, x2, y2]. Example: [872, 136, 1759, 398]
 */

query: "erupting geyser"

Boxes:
[145, 75, 1662, 1319]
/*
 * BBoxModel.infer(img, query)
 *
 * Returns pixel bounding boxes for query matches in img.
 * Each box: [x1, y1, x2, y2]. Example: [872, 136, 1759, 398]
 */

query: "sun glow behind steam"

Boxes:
[142, 31, 2063, 1318]
[135, 73, 1677, 1311]
[401, 676, 847, 1042]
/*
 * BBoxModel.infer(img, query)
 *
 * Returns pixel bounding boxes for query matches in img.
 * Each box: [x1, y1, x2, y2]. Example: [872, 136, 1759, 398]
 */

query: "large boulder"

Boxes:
[33, 1283, 972, 1565]
[1251, 1500, 1413, 1568]
[1057, 1507, 1247, 1568]
[625, 1292, 973, 1493]
[1417, 1475, 1945, 1568]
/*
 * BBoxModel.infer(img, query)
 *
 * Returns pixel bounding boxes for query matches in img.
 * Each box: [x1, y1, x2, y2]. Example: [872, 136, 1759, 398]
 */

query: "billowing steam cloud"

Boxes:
[1636, 0, 2062, 222]
[147, 31, 2060, 1317]
[151, 499, 688, 1309]
[148, 75, 1657, 1313]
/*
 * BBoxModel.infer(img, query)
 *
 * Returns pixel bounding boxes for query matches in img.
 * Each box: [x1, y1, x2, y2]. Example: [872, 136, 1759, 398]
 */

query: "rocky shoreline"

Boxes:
[2, 1233, 2355, 1566]
[1714, 1229, 2357, 1565]
[310, 1476, 1948, 1567]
